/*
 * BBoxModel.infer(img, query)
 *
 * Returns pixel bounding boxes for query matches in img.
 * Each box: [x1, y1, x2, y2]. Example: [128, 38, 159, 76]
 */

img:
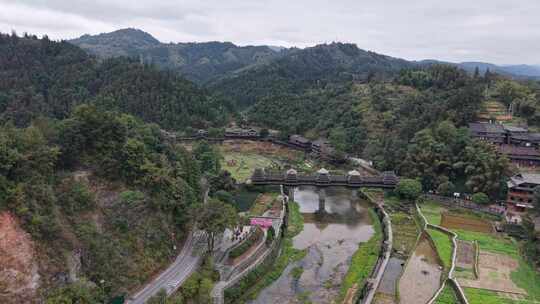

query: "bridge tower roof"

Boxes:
[317, 168, 329, 175]
[287, 168, 298, 175]
[348, 170, 361, 176]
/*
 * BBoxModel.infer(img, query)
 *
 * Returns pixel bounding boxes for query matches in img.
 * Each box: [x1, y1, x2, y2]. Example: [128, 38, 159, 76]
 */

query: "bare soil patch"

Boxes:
[456, 240, 475, 267]
[0, 212, 40, 304]
[459, 250, 527, 295]
[221, 139, 301, 160]
[441, 213, 493, 233]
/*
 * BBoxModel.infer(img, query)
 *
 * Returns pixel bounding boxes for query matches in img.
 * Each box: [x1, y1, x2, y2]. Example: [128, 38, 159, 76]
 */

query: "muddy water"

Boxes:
[249, 186, 375, 304]
[398, 235, 443, 304]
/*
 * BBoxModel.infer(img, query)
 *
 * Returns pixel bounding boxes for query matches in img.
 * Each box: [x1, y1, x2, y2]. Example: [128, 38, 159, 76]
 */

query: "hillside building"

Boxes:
[497, 145, 540, 167]
[468, 122, 506, 144]
[506, 173, 540, 212]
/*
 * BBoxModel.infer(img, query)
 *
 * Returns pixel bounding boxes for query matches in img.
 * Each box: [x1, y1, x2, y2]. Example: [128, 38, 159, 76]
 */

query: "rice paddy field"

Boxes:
[419, 200, 540, 304]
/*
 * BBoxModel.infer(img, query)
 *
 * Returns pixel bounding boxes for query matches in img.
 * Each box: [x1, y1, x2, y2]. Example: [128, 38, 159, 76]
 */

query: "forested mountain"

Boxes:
[0, 105, 207, 302]
[0, 32, 228, 129]
[247, 65, 511, 196]
[211, 42, 415, 108]
[70, 28, 282, 83]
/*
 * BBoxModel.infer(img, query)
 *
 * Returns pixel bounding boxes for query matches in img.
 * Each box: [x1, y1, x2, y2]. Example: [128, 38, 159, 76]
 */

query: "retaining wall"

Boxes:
[415, 204, 470, 304]
[213, 186, 287, 304]
[355, 190, 393, 304]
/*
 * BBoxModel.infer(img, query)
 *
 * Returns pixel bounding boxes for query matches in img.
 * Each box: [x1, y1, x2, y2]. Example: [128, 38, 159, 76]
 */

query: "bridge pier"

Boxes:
[317, 187, 326, 213]
[287, 186, 295, 202]
[351, 188, 358, 200]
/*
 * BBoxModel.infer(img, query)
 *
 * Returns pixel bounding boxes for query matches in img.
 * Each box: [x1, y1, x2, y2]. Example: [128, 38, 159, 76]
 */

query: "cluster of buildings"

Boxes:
[288, 135, 339, 161]
[193, 128, 341, 162]
[469, 122, 540, 214]
[468, 122, 540, 167]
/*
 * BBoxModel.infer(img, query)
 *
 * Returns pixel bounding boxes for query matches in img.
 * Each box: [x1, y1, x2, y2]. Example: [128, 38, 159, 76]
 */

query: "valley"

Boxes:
[1, 24, 540, 304]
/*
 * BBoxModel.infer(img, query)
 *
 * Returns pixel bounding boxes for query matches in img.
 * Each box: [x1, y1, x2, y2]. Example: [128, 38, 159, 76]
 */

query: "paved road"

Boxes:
[126, 231, 207, 304]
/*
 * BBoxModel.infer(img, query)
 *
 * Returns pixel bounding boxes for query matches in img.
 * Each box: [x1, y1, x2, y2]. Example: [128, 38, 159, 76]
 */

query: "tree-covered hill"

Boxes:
[70, 28, 282, 84]
[210, 42, 415, 108]
[0, 32, 228, 129]
[0, 105, 209, 302]
[246, 65, 512, 196]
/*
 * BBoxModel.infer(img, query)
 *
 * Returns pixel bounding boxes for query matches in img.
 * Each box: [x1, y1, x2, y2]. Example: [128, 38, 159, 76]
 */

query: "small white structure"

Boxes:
[317, 168, 329, 175]
[287, 168, 298, 175]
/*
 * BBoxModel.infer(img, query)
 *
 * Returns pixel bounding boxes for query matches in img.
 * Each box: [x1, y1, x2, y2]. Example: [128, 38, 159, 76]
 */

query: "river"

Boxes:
[249, 186, 375, 304]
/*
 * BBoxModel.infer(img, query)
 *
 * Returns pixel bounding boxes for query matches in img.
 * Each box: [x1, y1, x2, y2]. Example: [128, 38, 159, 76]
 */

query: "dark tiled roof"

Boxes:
[290, 135, 310, 144]
[503, 125, 528, 133]
[468, 122, 505, 134]
[508, 173, 540, 188]
[498, 145, 540, 157]
[512, 133, 540, 142]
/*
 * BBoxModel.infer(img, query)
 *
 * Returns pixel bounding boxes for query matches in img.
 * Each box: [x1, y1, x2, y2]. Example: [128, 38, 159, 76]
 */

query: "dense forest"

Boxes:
[247, 65, 514, 196]
[0, 32, 230, 129]
[211, 42, 414, 108]
[0, 104, 213, 302]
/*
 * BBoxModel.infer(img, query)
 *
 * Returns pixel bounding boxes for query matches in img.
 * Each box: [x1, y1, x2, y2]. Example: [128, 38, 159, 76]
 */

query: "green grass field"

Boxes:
[428, 228, 454, 269]
[221, 152, 278, 182]
[454, 229, 518, 257]
[419, 201, 446, 225]
[420, 200, 540, 304]
[435, 283, 459, 304]
[464, 288, 517, 304]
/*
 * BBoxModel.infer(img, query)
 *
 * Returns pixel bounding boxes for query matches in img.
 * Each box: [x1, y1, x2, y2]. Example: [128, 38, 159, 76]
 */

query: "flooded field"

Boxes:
[398, 234, 443, 304]
[249, 186, 375, 304]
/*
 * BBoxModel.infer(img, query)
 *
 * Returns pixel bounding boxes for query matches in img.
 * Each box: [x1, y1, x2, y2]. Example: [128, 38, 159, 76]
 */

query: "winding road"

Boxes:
[126, 230, 207, 304]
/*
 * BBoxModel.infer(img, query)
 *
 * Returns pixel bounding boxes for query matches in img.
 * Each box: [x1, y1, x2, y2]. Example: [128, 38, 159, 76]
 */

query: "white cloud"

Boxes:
[1, 0, 539, 65]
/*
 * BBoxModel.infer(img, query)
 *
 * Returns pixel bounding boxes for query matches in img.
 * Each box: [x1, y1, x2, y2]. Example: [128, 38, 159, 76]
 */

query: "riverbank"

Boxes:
[340, 208, 383, 302]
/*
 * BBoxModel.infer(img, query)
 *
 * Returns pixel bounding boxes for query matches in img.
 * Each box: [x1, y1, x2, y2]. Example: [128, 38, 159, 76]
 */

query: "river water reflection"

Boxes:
[249, 186, 375, 304]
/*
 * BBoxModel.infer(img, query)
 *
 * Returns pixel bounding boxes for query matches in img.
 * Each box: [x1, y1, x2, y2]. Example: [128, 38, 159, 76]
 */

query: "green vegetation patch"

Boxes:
[427, 228, 454, 269]
[389, 211, 419, 257]
[511, 260, 540, 302]
[420, 201, 446, 225]
[339, 209, 383, 302]
[229, 228, 264, 259]
[247, 193, 279, 217]
[435, 283, 459, 304]
[454, 230, 517, 257]
[291, 266, 304, 279]
[220, 151, 277, 182]
[464, 288, 517, 304]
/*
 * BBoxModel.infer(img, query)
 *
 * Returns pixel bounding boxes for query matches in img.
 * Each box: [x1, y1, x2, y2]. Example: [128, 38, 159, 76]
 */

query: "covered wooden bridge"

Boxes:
[250, 168, 398, 189]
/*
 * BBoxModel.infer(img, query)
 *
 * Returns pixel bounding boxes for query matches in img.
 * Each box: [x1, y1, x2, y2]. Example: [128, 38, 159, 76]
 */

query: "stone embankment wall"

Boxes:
[355, 190, 393, 304]
[212, 186, 287, 304]
[415, 204, 470, 304]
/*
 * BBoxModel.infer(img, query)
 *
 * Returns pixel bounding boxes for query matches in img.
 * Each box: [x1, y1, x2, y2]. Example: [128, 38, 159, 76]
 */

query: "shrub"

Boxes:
[396, 179, 422, 201]
[229, 227, 263, 259]
[266, 226, 276, 245]
[471, 192, 489, 205]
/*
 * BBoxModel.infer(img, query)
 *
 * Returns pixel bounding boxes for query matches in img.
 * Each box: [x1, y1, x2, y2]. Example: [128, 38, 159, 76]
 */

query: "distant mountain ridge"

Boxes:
[210, 42, 415, 108]
[419, 59, 540, 79]
[70, 28, 283, 83]
[70, 28, 540, 83]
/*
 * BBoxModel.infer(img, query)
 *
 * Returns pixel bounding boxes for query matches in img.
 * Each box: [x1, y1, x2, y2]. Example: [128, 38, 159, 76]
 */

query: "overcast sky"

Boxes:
[1, 0, 539, 65]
